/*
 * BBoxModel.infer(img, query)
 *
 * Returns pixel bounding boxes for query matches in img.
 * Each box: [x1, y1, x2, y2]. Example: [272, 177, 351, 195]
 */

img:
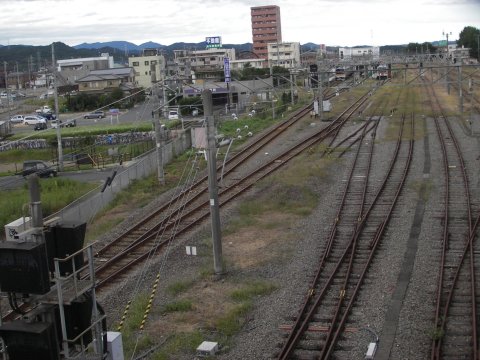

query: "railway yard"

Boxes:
[81, 61, 480, 360]
[2, 61, 480, 359]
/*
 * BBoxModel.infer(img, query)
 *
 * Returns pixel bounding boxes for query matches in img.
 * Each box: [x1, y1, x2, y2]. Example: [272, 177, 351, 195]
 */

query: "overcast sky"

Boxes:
[0, 0, 479, 47]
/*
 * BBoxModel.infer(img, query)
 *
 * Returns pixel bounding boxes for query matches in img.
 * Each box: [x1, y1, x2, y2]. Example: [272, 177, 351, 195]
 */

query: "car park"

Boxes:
[84, 110, 105, 119]
[23, 115, 47, 125]
[22, 160, 57, 178]
[9, 115, 25, 123]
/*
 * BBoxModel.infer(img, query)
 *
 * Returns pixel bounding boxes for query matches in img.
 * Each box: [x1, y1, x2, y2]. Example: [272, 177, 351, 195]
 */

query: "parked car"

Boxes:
[84, 110, 105, 119]
[36, 105, 52, 114]
[50, 119, 63, 129]
[23, 115, 47, 125]
[34, 122, 47, 131]
[9, 115, 25, 123]
[37, 112, 56, 120]
[22, 160, 57, 178]
[64, 119, 76, 127]
[168, 109, 179, 120]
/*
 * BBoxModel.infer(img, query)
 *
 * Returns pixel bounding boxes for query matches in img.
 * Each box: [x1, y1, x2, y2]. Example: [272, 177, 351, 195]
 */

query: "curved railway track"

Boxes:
[276, 89, 414, 359]
[92, 88, 376, 290]
[424, 79, 479, 360]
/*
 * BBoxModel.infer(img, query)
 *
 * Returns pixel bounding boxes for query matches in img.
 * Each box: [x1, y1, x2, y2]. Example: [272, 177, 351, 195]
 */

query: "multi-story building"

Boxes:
[129, 49, 166, 89]
[173, 48, 236, 83]
[57, 53, 114, 85]
[251, 5, 282, 61]
[230, 58, 266, 70]
[267, 42, 300, 69]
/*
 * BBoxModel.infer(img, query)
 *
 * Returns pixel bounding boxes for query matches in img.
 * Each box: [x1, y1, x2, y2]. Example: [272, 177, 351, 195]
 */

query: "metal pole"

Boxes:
[319, 71, 324, 121]
[51, 43, 64, 171]
[155, 120, 165, 185]
[458, 64, 463, 114]
[202, 90, 223, 275]
[290, 72, 294, 105]
[271, 90, 275, 119]
[28, 175, 44, 244]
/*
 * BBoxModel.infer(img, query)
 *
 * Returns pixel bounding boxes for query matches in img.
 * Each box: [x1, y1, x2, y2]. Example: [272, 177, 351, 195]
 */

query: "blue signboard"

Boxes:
[224, 57, 231, 83]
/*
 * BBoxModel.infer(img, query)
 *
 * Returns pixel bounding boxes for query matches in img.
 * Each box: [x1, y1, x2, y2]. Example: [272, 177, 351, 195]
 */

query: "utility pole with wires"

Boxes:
[202, 89, 224, 275]
[51, 43, 64, 171]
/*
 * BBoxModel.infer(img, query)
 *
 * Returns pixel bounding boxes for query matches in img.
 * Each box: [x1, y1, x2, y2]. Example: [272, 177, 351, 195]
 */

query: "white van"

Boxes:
[168, 109, 179, 120]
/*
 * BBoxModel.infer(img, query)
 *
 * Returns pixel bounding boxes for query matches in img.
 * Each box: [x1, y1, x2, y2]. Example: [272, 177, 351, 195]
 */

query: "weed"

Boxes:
[166, 279, 195, 296]
[163, 299, 193, 313]
[230, 280, 277, 302]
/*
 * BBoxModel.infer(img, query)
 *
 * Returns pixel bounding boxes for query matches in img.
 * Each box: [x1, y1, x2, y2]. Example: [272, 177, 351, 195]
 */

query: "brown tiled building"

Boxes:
[251, 5, 282, 62]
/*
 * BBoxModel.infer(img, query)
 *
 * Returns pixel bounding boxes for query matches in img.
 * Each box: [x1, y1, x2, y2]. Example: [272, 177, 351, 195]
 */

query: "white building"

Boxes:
[338, 46, 380, 60]
[129, 49, 166, 89]
[57, 53, 114, 85]
[267, 42, 301, 69]
[230, 58, 267, 70]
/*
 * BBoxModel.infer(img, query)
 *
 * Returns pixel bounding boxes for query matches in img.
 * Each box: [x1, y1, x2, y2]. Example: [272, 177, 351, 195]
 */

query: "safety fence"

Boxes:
[45, 129, 192, 224]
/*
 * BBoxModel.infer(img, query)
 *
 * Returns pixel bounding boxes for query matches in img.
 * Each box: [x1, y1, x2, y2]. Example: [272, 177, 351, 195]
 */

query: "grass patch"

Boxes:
[230, 280, 277, 302]
[162, 299, 193, 314]
[119, 292, 155, 359]
[150, 331, 204, 360]
[214, 302, 252, 337]
[0, 178, 97, 233]
[166, 279, 195, 296]
[0, 148, 54, 164]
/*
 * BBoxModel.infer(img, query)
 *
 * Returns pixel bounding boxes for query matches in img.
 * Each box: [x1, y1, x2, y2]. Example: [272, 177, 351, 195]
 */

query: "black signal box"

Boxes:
[0, 320, 59, 360]
[44, 222, 86, 275]
[0, 242, 50, 295]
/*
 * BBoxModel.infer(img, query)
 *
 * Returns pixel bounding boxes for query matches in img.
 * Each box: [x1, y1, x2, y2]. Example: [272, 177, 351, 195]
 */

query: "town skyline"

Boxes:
[0, 0, 478, 49]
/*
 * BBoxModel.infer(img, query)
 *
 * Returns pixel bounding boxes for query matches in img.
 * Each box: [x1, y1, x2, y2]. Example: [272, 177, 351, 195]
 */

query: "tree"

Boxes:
[458, 26, 480, 60]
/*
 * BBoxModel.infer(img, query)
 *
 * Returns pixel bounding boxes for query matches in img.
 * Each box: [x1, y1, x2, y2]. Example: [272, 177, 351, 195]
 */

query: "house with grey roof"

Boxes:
[76, 67, 135, 94]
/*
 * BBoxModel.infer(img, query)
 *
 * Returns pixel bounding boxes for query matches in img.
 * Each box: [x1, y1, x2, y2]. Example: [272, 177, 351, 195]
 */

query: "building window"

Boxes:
[132, 62, 139, 66]
[145, 61, 149, 66]
[145, 71, 148, 75]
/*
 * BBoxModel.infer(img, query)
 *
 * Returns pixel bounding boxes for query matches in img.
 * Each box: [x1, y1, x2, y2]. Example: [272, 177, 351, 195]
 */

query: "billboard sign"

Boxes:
[206, 36, 222, 48]
[224, 57, 231, 83]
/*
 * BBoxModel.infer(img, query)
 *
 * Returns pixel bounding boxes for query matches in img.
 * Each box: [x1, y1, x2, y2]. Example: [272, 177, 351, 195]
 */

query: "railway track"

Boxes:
[425, 80, 479, 360]
[91, 87, 376, 290]
[276, 86, 414, 359]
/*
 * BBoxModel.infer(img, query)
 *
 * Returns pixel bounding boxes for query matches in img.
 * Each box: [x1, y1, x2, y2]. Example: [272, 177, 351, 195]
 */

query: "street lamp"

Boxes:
[443, 31, 452, 60]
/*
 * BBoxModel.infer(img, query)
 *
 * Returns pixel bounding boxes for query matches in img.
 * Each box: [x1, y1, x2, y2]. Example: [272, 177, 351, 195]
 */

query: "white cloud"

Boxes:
[0, 0, 478, 46]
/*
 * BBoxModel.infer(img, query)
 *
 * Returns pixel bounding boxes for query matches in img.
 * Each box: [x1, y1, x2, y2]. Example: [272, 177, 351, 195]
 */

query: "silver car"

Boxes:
[23, 115, 47, 125]
[10, 115, 25, 123]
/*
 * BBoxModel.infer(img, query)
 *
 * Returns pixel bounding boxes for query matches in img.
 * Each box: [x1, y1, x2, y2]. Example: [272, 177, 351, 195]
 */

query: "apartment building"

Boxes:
[267, 42, 300, 69]
[251, 5, 282, 61]
[173, 48, 236, 82]
[129, 49, 166, 89]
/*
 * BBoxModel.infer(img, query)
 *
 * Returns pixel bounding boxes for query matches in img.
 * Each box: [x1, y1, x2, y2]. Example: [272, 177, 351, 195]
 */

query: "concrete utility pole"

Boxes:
[202, 89, 224, 275]
[51, 43, 64, 171]
[458, 64, 463, 114]
[319, 71, 324, 121]
[28, 175, 44, 244]
[154, 119, 166, 185]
